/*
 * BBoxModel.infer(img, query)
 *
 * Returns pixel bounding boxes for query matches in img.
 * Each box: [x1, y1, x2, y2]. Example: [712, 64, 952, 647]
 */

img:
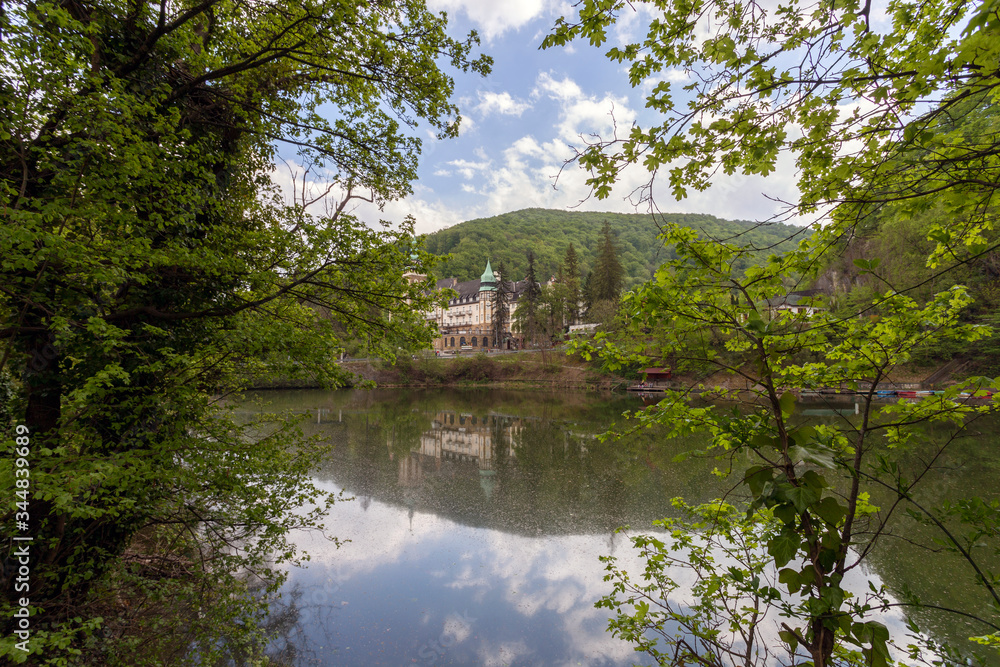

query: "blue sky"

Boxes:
[276, 0, 806, 234]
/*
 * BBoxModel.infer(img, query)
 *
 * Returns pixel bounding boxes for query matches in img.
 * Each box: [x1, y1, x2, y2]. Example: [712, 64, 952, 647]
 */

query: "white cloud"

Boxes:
[426, 0, 551, 41]
[455, 113, 475, 134]
[447, 158, 491, 179]
[532, 71, 636, 146]
[475, 90, 533, 117]
[441, 611, 475, 644]
[475, 639, 532, 667]
[532, 71, 583, 102]
[354, 190, 468, 234]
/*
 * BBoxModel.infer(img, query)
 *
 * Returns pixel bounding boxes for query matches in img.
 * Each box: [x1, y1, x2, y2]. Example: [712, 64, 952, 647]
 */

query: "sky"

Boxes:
[277, 0, 807, 235]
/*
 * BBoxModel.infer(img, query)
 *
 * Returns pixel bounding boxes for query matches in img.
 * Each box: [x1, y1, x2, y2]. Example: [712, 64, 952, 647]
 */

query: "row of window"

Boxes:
[441, 414, 493, 425]
[445, 336, 490, 347]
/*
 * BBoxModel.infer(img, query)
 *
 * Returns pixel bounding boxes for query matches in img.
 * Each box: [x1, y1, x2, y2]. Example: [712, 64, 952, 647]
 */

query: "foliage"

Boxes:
[377, 352, 583, 386]
[491, 261, 512, 348]
[424, 208, 808, 289]
[547, 0, 1000, 661]
[586, 220, 626, 323]
[810, 170, 1000, 371]
[0, 0, 487, 662]
[0, 370, 16, 429]
[515, 243, 590, 345]
[589, 221, 626, 302]
[542, 0, 1000, 244]
[513, 251, 544, 344]
[576, 222, 1000, 665]
[536, 284, 571, 344]
[563, 243, 583, 325]
[599, 500, 786, 666]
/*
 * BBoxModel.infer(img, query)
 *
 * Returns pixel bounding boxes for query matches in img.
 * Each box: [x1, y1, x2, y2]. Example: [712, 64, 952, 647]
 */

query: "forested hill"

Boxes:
[423, 208, 808, 288]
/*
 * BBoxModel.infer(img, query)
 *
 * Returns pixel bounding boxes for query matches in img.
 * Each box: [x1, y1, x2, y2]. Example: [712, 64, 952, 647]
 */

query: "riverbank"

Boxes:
[252, 349, 630, 391]
[379, 352, 627, 389]
[250, 349, 973, 393]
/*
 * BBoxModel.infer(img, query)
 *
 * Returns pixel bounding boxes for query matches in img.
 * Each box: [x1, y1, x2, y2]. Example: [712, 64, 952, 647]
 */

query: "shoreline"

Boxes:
[248, 352, 982, 395]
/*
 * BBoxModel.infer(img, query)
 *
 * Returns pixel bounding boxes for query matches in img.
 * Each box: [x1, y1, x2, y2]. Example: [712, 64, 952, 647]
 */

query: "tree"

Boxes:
[580, 223, 1000, 667]
[547, 0, 1000, 664]
[543, 0, 1000, 251]
[586, 221, 625, 324]
[537, 283, 568, 344]
[0, 0, 487, 662]
[514, 251, 543, 346]
[590, 222, 625, 303]
[491, 260, 511, 349]
[422, 209, 806, 288]
[563, 243, 582, 325]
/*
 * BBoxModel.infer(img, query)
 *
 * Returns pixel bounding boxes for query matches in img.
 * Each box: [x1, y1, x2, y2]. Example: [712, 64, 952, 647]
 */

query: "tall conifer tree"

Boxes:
[588, 222, 624, 307]
[562, 243, 582, 325]
[491, 261, 511, 348]
[517, 251, 543, 346]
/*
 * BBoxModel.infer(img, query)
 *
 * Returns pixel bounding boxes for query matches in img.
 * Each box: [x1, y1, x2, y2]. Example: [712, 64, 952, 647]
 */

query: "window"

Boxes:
[472, 338, 477, 347]
[460, 336, 466, 346]
[483, 337, 488, 348]
[450, 337, 455, 347]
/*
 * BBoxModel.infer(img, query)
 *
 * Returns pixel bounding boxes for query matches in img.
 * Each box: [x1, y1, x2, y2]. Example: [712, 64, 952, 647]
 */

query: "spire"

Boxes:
[479, 258, 497, 292]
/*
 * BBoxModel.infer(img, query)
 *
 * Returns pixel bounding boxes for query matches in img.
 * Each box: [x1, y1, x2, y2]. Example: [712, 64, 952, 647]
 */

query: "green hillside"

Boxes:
[423, 208, 808, 288]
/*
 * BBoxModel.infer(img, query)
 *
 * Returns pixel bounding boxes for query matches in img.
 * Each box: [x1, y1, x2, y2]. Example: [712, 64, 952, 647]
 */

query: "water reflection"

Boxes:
[247, 389, 722, 666]
[242, 389, 995, 666]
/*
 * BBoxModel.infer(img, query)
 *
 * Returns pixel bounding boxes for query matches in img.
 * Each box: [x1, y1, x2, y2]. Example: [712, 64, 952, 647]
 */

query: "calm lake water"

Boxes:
[240, 388, 999, 667]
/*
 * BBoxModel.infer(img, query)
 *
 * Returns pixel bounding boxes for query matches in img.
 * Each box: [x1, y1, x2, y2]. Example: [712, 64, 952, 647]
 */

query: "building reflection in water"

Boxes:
[394, 412, 521, 500]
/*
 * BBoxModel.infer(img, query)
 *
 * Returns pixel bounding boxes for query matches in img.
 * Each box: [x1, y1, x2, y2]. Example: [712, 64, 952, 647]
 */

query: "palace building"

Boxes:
[412, 259, 534, 352]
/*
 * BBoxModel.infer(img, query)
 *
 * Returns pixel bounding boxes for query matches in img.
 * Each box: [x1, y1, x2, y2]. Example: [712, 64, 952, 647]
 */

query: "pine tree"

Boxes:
[590, 221, 624, 302]
[491, 260, 511, 348]
[516, 251, 544, 346]
[524, 251, 542, 304]
[562, 243, 582, 325]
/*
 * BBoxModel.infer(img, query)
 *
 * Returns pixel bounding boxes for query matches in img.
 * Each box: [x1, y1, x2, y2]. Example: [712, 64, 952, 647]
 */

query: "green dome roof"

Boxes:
[479, 259, 496, 292]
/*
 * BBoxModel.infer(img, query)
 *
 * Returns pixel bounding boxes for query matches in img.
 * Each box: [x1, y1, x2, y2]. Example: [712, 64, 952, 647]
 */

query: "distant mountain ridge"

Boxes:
[423, 208, 808, 288]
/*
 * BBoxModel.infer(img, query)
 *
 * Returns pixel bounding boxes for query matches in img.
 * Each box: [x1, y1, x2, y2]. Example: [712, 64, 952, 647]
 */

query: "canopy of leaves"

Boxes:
[542, 0, 1000, 252]
[0, 0, 487, 662]
[545, 0, 1000, 663]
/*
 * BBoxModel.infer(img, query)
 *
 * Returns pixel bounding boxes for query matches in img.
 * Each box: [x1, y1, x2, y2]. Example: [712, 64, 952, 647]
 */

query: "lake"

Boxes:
[239, 388, 999, 667]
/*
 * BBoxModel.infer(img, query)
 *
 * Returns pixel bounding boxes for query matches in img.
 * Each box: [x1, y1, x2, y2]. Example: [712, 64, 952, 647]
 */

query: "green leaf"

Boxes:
[744, 465, 773, 497]
[778, 567, 804, 593]
[781, 484, 821, 513]
[769, 529, 801, 568]
[778, 629, 799, 653]
[778, 391, 796, 419]
[811, 496, 847, 526]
